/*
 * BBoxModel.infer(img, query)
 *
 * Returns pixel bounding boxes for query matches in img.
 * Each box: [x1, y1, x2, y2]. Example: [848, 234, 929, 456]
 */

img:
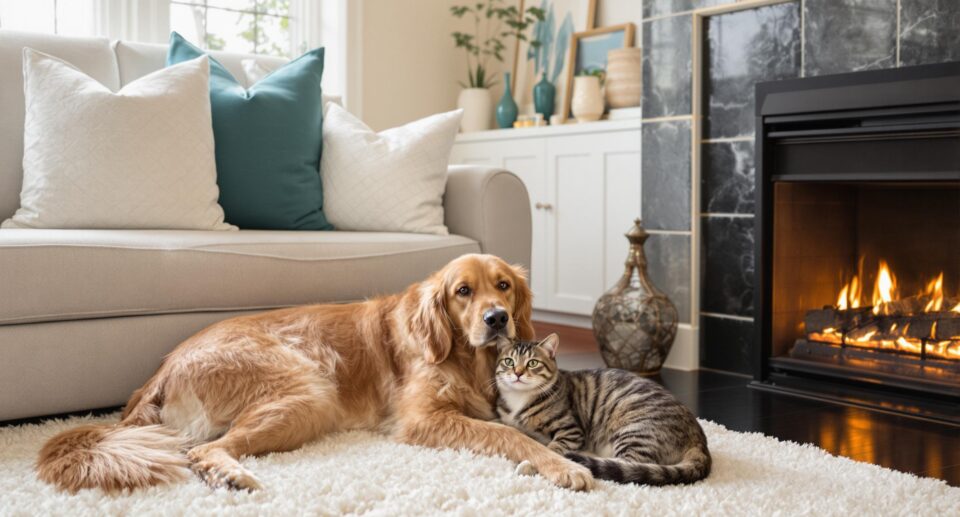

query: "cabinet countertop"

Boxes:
[454, 117, 642, 143]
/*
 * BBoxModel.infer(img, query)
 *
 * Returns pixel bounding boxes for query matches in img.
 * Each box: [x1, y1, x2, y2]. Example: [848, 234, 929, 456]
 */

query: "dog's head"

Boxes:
[409, 254, 534, 364]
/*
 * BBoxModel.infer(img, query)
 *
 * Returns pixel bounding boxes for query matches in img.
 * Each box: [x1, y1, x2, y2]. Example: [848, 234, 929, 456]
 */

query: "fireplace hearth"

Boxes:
[753, 62, 960, 424]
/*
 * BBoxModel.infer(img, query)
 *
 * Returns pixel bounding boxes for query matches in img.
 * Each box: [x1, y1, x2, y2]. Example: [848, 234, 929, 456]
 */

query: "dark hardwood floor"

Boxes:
[556, 349, 960, 487]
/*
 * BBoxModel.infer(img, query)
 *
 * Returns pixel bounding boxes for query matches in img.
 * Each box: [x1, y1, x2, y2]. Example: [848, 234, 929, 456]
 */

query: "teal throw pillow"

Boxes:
[166, 32, 332, 230]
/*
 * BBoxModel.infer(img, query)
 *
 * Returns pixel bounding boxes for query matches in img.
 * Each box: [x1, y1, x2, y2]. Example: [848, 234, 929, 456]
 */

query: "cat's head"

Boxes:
[495, 333, 560, 393]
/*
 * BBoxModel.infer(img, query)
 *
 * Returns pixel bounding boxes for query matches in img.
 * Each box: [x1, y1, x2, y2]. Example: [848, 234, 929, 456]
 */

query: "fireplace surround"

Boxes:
[753, 62, 960, 424]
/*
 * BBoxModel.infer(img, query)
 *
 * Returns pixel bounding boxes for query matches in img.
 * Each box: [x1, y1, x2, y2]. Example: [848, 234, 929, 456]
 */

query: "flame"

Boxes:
[836, 275, 861, 311]
[871, 261, 898, 315]
[953, 300, 960, 313]
[923, 273, 944, 312]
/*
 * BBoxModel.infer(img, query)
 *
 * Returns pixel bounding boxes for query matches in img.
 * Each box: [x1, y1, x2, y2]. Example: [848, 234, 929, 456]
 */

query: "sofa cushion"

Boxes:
[0, 30, 120, 221]
[167, 33, 331, 230]
[3, 51, 232, 231]
[0, 229, 480, 325]
[114, 40, 289, 89]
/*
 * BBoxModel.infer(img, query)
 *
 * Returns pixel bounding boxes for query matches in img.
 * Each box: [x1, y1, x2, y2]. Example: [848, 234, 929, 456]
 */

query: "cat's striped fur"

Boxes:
[496, 334, 711, 485]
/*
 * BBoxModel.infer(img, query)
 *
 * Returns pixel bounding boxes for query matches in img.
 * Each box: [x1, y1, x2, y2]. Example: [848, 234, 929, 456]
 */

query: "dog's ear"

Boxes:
[510, 264, 536, 341]
[409, 274, 453, 364]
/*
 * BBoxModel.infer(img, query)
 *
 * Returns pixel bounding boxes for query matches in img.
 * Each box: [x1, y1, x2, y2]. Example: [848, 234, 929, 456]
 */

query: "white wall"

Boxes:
[351, 0, 641, 131]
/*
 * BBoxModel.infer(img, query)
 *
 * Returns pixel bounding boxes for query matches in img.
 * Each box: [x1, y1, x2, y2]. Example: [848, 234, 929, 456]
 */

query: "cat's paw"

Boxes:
[514, 460, 537, 476]
[538, 458, 595, 491]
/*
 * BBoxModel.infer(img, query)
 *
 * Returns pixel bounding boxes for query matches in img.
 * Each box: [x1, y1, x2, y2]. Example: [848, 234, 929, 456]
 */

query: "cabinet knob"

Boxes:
[539, 203, 553, 211]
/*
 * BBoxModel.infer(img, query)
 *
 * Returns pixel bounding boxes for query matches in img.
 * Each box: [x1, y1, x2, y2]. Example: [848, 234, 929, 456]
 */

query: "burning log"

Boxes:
[803, 305, 960, 361]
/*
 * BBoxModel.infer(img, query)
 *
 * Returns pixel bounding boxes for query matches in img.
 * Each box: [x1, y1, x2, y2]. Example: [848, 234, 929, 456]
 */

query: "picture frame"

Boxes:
[510, 0, 598, 118]
[561, 23, 636, 122]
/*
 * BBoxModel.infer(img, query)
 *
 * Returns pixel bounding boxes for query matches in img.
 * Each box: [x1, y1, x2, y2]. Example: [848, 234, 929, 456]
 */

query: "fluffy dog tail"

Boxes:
[566, 447, 711, 486]
[36, 423, 190, 493]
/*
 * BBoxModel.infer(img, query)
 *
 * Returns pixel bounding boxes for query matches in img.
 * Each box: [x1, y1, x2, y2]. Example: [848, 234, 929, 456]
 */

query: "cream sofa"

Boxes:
[0, 30, 531, 421]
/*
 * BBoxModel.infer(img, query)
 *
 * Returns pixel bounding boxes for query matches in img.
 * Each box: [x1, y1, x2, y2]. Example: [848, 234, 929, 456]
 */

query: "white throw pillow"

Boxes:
[2, 49, 233, 230]
[320, 104, 462, 235]
[241, 58, 343, 106]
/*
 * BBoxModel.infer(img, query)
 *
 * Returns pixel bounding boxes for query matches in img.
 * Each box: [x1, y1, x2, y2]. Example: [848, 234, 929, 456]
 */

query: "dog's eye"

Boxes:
[497, 281, 510, 291]
[527, 360, 540, 368]
[457, 285, 471, 297]
[502, 358, 514, 367]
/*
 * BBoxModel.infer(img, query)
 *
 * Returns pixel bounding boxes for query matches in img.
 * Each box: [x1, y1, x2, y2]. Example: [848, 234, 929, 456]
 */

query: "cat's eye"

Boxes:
[527, 360, 540, 368]
[502, 358, 515, 367]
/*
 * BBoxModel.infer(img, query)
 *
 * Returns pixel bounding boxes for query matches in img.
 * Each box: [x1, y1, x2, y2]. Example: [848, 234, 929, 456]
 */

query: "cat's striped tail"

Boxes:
[566, 447, 711, 485]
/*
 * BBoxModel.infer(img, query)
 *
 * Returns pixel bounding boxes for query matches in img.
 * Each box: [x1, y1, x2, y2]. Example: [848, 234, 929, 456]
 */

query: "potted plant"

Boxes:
[451, 1, 544, 132]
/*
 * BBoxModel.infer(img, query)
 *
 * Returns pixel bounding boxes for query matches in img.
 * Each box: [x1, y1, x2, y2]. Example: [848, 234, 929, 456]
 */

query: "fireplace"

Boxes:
[753, 62, 960, 423]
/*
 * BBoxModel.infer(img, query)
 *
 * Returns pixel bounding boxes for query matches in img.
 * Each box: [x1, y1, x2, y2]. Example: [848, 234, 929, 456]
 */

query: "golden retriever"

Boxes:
[36, 254, 594, 493]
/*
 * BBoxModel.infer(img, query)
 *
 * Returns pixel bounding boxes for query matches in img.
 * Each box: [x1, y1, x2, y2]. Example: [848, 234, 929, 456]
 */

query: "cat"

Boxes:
[495, 334, 711, 486]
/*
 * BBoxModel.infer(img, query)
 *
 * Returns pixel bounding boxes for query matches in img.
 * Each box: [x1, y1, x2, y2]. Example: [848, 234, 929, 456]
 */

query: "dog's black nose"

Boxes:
[483, 308, 509, 330]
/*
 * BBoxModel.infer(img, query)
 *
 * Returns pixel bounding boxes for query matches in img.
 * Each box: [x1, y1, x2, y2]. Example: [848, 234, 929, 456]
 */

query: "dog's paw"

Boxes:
[514, 460, 537, 477]
[538, 458, 595, 491]
[192, 460, 262, 492]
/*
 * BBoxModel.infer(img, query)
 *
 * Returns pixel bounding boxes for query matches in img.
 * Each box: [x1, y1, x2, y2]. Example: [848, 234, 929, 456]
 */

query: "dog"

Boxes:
[36, 254, 594, 493]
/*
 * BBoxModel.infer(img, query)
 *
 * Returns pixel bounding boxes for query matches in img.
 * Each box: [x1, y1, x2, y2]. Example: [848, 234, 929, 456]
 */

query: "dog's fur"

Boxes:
[36, 254, 594, 493]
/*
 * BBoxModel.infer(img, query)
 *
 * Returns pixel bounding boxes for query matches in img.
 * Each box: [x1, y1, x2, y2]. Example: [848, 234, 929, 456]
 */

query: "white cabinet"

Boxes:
[449, 120, 641, 317]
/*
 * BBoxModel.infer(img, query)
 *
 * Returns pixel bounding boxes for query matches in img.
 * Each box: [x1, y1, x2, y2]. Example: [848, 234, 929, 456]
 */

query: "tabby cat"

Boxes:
[495, 334, 711, 485]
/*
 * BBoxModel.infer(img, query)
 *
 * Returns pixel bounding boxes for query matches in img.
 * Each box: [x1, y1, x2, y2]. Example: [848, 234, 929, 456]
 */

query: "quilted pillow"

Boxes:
[320, 104, 462, 235]
[167, 32, 332, 230]
[2, 49, 232, 230]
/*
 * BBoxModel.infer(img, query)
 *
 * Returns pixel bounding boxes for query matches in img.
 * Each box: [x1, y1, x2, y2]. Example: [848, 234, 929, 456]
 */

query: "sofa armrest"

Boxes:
[443, 165, 532, 269]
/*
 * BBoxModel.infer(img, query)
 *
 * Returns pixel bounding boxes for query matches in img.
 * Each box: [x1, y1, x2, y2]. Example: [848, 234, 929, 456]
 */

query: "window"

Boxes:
[169, 1, 294, 57]
[0, 0, 97, 36]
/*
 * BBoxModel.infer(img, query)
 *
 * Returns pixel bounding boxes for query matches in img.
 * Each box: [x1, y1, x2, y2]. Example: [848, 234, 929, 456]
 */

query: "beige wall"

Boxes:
[353, 0, 641, 131]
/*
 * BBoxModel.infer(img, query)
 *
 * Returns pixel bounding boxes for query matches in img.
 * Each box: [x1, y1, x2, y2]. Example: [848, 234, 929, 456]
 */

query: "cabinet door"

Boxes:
[449, 139, 548, 308]
[544, 131, 641, 315]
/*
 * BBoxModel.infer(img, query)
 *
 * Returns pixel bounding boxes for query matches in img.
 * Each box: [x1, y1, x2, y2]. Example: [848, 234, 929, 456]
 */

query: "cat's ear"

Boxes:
[538, 333, 560, 358]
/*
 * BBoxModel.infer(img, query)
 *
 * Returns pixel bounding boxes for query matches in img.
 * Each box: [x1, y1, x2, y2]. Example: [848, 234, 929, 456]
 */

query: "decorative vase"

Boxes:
[496, 72, 519, 128]
[606, 47, 642, 109]
[533, 72, 556, 122]
[592, 219, 679, 374]
[571, 75, 604, 123]
[457, 87, 492, 133]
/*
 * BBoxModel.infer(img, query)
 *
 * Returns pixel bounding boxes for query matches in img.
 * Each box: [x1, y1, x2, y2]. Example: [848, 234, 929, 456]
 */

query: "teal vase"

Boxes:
[496, 72, 518, 128]
[533, 72, 555, 121]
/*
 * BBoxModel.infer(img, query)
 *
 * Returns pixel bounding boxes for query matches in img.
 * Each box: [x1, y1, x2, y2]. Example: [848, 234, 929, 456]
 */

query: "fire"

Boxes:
[871, 261, 898, 315]
[923, 273, 944, 312]
[821, 258, 960, 362]
[835, 260, 955, 316]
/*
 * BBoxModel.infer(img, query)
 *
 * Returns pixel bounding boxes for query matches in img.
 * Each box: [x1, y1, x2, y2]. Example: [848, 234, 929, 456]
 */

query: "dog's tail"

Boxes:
[36, 381, 190, 493]
[36, 423, 190, 492]
[566, 447, 711, 486]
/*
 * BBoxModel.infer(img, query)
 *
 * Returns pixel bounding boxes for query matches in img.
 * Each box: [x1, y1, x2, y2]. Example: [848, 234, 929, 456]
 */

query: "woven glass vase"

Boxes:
[592, 219, 678, 374]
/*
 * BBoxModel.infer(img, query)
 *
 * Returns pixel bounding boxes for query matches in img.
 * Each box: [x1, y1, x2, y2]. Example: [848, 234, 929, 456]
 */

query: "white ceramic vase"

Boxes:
[606, 47, 642, 109]
[571, 76, 604, 123]
[457, 87, 492, 132]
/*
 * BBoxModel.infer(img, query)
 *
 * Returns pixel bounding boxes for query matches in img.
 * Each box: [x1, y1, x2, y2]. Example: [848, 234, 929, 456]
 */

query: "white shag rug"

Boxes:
[1, 414, 957, 516]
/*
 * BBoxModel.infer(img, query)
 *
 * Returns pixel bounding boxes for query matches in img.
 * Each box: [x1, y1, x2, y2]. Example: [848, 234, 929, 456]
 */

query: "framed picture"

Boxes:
[561, 23, 636, 121]
[510, 0, 598, 118]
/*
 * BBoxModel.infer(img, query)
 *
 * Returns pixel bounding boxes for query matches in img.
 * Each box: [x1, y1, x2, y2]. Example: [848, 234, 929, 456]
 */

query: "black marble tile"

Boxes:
[900, 0, 960, 66]
[643, 0, 724, 19]
[804, 0, 897, 76]
[699, 315, 753, 374]
[642, 120, 691, 230]
[702, 216, 754, 316]
[702, 142, 755, 214]
[645, 233, 691, 324]
[642, 15, 692, 117]
[703, 2, 801, 139]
